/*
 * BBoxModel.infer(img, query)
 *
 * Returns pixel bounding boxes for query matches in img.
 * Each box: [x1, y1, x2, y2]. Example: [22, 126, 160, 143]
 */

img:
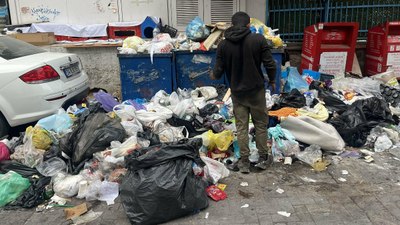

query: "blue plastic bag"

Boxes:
[186, 17, 210, 41]
[38, 109, 73, 134]
[219, 105, 230, 120]
[283, 67, 309, 93]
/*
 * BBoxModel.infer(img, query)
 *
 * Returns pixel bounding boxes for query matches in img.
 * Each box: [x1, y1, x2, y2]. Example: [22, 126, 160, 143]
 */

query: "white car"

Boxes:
[0, 36, 89, 137]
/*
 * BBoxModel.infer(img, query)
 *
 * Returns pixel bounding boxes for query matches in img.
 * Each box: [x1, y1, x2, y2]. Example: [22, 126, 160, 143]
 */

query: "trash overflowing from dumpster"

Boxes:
[2, 14, 400, 225]
[2, 64, 400, 223]
[117, 16, 284, 55]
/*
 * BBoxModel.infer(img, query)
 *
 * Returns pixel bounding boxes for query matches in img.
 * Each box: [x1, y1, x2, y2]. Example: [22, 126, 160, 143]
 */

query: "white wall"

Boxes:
[8, 0, 171, 25]
[246, 0, 266, 23]
[9, 0, 264, 26]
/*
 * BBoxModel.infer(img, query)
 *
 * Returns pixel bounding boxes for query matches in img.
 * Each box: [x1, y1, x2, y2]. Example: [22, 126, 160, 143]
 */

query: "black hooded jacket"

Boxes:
[213, 26, 276, 96]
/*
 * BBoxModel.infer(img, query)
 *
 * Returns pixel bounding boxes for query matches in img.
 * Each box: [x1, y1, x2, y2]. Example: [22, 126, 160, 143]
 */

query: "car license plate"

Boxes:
[63, 63, 80, 78]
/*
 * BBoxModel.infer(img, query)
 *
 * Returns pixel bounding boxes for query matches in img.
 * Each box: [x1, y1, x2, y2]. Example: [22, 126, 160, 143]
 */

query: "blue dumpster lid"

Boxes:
[117, 53, 173, 58]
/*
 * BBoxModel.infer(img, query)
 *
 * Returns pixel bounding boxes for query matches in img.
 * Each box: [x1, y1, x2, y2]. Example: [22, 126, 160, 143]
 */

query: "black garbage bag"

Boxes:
[213, 84, 228, 101]
[6, 176, 51, 209]
[199, 104, 219, 117]
[120, 139, 208, 225]
[137, 127, 161, 146]
[71, 112, 126, 167]
[309, 81, 348, 113]
[329, 97, 394, 147]
[273, 89, 306, 109]
[60, 110, 126, 174]
[8, 132, 24, 154]
[167, 116, 203, 138]
[43, 145, 62, 161]
[203, 116, 225, 133]
[0, 161, 39, 177]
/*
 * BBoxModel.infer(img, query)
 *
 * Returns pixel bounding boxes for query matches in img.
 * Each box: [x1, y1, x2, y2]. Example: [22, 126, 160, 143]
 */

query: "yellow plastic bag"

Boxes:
[203, 130, 234, 151]
[250, 18, 284, 47]
[122, 36, 145, 50]
[26, 126, 52, 150]
[296, 103, 329, 121]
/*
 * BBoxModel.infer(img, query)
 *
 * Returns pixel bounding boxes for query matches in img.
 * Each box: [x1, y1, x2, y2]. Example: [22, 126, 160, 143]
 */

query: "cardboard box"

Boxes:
[9, 32, 56, 46]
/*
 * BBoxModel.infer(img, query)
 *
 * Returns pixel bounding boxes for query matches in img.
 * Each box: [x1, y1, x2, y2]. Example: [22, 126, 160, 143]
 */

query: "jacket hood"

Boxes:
[224, 26, 251, 43]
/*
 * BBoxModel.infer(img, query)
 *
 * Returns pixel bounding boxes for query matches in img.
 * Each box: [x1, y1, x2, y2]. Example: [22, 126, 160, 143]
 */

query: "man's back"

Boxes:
[213, 25, 276, 96]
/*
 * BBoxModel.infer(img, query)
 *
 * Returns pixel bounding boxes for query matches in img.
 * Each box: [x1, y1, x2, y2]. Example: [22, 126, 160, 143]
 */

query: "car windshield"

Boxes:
[0, 36, 46, 60]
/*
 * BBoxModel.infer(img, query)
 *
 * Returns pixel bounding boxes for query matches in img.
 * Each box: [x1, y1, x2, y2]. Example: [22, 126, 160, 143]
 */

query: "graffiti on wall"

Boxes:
[21, 5, 61, 22]
[94, 0, 118, 13]
[129, 0, 154, 6]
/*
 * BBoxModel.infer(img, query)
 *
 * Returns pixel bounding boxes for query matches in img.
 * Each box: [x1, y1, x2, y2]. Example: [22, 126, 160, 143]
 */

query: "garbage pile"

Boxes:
[118, 16, 284, 54]
[0, 86, 232, 224]
[267, 66, 400, 169]
[1, 65, 400, 224]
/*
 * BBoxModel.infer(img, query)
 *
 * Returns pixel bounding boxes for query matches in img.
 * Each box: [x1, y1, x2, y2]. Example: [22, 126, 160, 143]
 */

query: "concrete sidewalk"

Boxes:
[1, 150, 400, 225]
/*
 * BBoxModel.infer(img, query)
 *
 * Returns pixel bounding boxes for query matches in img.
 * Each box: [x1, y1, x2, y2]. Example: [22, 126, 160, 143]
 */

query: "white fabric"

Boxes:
[108, 21, 141, 27]
[280, 116, 345, 153]
[27, 23, 108, 37]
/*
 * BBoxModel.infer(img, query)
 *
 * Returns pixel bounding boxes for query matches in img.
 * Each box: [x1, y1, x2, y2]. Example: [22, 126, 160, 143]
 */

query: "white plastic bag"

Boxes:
[11, 132, 44, 168]
[153, 33, 173, 43]
[122, 36, 144, 50]
[135, 103, 173, 124]
[113, 104, 137, 121]
[77, 180, 119, 205]
[191, 86, 218, 101]
[249, 141, 259, 163]
[374, 135, 392, 152]
[36, 157, 67, 177]
[108, 136, 140, 158]
[53, 173, 85, 198]
[120, 120, 143, 136]
[114, 104, 143, 135]
[296, 145, 322, 166]
[201, 156, 230, 184]
[153, 120, 188, 143]
[170, 98, 199, 118]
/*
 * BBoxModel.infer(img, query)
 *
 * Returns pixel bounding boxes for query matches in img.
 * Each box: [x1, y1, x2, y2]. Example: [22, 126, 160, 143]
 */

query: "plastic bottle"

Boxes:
[305, 92, 313, 107]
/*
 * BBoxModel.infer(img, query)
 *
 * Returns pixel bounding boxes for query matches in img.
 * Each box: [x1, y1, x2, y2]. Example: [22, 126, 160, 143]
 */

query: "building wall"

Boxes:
[42, 45, 122, 98]
[8, 0, 265, 26]
[8, 0, 170, 25]
[246, 0, 266, 23]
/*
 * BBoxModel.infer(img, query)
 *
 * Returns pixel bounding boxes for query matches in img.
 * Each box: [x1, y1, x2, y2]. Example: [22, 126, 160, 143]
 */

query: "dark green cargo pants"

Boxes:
[232, 88, 269, 159]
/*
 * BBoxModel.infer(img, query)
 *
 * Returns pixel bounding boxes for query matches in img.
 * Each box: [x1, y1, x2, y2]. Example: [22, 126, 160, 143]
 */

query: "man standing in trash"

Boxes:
[210, 12, 276, 173]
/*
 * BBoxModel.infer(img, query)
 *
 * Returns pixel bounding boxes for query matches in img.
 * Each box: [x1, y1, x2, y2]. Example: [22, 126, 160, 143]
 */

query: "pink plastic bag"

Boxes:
[0, 142, 11, 161]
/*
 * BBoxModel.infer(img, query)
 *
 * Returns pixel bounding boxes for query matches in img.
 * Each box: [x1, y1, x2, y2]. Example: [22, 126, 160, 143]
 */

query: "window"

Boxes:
[0, 36, 45, 60]
[171, 0, 243, 31]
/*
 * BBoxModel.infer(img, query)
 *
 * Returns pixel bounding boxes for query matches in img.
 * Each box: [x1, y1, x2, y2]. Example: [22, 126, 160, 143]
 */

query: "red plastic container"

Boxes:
[301, 22, 359, 75]
[365, 21, 400, 77]
[55, 36, 107, 42]
[108, 22, 142, 40]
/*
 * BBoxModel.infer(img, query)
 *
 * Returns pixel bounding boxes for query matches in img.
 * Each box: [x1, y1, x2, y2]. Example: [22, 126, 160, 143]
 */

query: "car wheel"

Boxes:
[0, 113, 10, 138]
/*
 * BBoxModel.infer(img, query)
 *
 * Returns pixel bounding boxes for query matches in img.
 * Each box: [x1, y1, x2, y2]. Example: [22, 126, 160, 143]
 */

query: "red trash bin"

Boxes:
[301, 22, 359, 76]
[108, 22, 142, 40]
[365, 21, 400, 77]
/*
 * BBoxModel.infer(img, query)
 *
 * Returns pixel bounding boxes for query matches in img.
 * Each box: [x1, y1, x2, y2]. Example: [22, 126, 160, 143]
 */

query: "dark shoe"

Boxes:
[255, 154, 273, 170]
[238, 158, 250, 174]
[226, 162, 239, 172]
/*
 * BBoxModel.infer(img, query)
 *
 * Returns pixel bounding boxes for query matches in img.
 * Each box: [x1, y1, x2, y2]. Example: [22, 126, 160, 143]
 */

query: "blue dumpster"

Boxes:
[265, 48, 284, 94]
[174, 50, 225, 90]
[118, 53, 175, 100]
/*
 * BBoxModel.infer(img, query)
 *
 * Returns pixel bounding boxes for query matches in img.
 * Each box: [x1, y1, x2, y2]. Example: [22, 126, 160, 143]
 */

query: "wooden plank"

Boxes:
[222, 88, 231, 102]
[203, 29, 223, 51]
[54, 43, 122, 48]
